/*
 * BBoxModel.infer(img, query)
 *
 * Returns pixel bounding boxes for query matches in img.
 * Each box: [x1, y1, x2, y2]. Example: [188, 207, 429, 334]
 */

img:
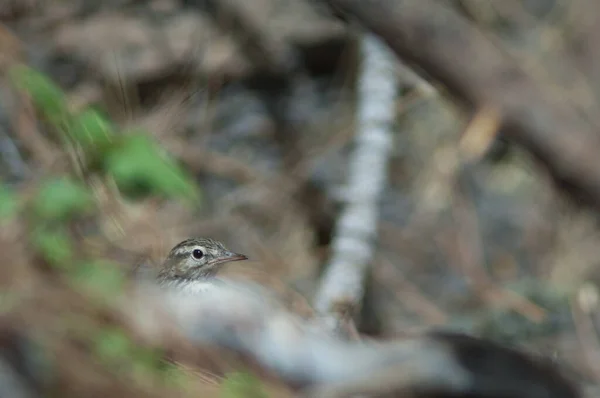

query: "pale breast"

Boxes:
[160, 279, 218, 296]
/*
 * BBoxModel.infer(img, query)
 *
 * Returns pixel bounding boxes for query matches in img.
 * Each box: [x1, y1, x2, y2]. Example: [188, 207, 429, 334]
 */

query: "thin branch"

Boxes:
[312, 33, 396, 331]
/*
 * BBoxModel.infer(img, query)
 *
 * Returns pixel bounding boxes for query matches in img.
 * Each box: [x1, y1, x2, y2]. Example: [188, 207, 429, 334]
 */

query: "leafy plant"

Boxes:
[69, 109, 116, 156]
[10, 65, 69, 127]
[7, 64, 205, 394]
[105, 132, 200, 202]
[9, 65, 201, 204]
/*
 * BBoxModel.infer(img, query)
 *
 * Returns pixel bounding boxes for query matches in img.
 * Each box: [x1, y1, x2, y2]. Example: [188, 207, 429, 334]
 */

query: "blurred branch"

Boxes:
[127, 281, 581, 398]
[313, 33, 396, 334]
[316, 0, 600, 210]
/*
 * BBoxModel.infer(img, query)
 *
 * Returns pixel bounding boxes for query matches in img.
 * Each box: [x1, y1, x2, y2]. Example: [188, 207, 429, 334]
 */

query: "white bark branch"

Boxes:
[313, 33, 397, 323]
[125, 281, 582, 398]
[129, 282, 468, 394]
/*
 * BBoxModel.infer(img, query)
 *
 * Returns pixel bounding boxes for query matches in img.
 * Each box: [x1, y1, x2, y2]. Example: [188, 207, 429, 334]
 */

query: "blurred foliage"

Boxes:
[10, 65, 69, 127]
[32, 177, 94, 222]
[8, 65, 201, 204]
[69, 109, 115, 155]
[0, 184, 18, 222]
[93, 326, 171, 384]
[31, 225, 75, 269]
[220, 372, 269, 398]
[0, 65, 217, 394]
[94, 327, 134, 366]
[71, 259, 126, 302]
[105, 132, 200, 201]
[2, 64, 204, 284]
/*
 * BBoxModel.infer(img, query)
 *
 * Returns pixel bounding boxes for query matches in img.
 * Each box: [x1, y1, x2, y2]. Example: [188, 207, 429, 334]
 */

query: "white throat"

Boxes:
[160, 278, 220, 296]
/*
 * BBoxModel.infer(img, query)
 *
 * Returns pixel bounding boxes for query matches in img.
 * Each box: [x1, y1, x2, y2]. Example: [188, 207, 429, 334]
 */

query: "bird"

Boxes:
[154, 237, 248, 295]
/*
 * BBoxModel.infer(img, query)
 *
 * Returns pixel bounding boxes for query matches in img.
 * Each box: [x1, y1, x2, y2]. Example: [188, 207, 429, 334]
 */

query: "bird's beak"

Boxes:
[215, 251, 248, 265]
[227, 252, 248, 262]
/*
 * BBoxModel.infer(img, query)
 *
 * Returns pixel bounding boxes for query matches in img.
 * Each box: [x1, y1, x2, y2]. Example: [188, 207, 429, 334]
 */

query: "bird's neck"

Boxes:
[158, 277, 220, 295]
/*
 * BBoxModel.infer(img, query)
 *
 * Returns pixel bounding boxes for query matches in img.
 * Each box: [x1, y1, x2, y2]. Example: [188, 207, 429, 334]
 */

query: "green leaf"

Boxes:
[0, 184, 19, 222]
[33, 177, 94, 221]
[220, 372, 268, 398]
[31, 226, 74, 269]
[105, 133, 201, 203]
[9, 65, 69, 125]
[68, 109, 115, 154]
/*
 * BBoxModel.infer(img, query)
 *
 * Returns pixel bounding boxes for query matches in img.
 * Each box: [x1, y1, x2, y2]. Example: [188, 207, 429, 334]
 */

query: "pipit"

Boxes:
[144, 237, 312, 317]
[156, 237, 248, 294]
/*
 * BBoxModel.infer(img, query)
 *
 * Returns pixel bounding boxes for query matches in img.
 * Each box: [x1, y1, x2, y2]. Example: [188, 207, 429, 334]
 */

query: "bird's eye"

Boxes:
[192, 249, 204, 260]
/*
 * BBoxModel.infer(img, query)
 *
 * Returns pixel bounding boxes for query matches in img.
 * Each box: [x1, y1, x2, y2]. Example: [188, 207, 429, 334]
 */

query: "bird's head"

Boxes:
[158, 237, 248, 282]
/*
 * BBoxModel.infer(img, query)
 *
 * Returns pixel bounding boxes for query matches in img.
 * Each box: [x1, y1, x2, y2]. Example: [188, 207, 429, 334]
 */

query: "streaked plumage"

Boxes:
[157, 237, 247, 294]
